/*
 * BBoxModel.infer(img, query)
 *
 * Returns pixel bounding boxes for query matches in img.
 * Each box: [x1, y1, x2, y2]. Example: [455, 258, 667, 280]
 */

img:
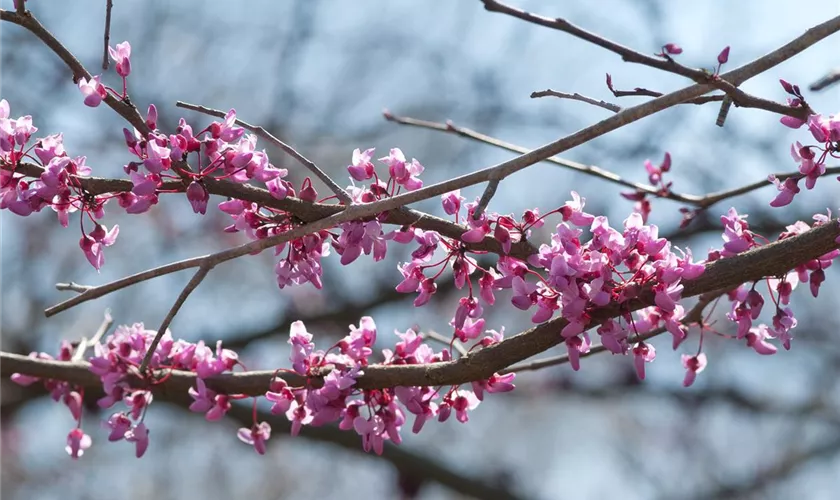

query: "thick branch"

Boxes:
[6, 218, 839, 394]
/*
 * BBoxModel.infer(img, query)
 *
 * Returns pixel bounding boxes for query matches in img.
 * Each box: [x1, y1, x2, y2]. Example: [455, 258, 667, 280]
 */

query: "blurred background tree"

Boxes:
[2, 0, 839, 498]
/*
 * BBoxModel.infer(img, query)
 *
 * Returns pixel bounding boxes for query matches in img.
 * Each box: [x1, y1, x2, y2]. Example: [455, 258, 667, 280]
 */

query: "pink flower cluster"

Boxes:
[12, 317, 515, 459]
[775, 80, 840, 207]
[391, 187, 709, 380]
[6, 35, 840, 462]
[260, 318, 513, 455]
[1, 99, 121, 270]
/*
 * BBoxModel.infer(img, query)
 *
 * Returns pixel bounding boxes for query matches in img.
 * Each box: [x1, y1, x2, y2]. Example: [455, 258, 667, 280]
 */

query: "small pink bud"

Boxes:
[299, 180, 318, 202]
[780, 79, 795, 94]
[660, 152, 672, 172]
[186, 181, 209, 214]
[663, 43, 682, 55]
[146, 104, 158, 130]
[717, 46, 730, 65]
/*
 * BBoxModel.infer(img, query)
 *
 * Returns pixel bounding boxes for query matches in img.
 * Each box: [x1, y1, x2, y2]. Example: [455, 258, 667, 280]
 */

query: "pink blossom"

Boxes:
[125, 423, 149, 458]
[186, 181, 209, 214]
[559, 191, 594, 226]
[768, 175, 800, 207]
[188, 377, 216, 414]
[146, 104, 158, 130]
[237, 422, 271, 455]
[79, 223, 119, 271]
[287, 400, 314, 437]
[441, 190, 464, 215]
[78, 76, 107, 107]
[746, 326, 778, 355]
[681, 353, 707, 387]
[212, 109, 245, 143]
[265, 381, 295, 415]
[661, 43, 682, 55]
[632, 342, 656, 380]
[471, 373, 515, 401]
[105, 413, 133, 442]
[348, 148, 376, 181]
[565, 333, 591, 371]
[108, 41, 132, 77]
[450, 390, 481, 423]
[288, 321, 314, 374]
[379, 148, 424, 190]
[66, 428, 92, 459]
[143, 140, 171, 174]
[354, 415, 386, 455]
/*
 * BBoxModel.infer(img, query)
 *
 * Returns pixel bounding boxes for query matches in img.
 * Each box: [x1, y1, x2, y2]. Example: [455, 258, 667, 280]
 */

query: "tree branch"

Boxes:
[7, 217, 839, 394]
[138, 262, 214, 372]
[481, 0, 816, 120]
[501, 290, 723, 374]
[530, 89, 622, 112]
[384, 113, 840, 210]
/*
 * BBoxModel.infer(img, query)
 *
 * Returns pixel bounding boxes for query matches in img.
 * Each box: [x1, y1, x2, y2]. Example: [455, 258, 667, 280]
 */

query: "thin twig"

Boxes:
[697, 165, 840, 207]
[138, 262, 214, 372]
[101, 0, 113, 70]
[482, 0, 812, 120]
[421, 331, 467, 356]
[56, 282, 94, 293]
[176, 101, 353, 205]
[472, 179, 500, 220]
[606, 80, 726, 105]
[72, 309, 114, 362]
[531, 89, 622, 113]
[383, 111, 702, 203]
[46, 255, 206, 317]
[480, 0, 709, 82]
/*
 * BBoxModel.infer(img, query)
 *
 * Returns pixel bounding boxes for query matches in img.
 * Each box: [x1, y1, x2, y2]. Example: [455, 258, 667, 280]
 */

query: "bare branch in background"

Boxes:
[101, 0, 113, 70]
[71, 309, 113, 362]
[809, 66, 840, 91]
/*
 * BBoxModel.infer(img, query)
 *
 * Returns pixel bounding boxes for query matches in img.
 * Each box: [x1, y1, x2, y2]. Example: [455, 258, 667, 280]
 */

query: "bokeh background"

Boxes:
[2, 1, 840, 499]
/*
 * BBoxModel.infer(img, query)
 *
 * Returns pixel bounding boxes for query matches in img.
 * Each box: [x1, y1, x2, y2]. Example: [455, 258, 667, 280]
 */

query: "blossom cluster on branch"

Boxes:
[2, 2, 840, 464]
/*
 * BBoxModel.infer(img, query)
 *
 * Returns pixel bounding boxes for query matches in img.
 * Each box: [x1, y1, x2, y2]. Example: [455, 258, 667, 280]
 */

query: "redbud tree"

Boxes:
[2, 0, 840, 494]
